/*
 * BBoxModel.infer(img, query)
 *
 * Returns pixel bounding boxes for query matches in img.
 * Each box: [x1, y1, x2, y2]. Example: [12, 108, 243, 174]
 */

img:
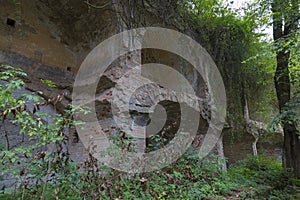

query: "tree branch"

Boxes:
[83, 1, 111, 9]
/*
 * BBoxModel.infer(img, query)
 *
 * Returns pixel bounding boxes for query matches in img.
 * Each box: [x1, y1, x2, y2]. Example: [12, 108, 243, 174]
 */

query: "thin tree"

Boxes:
[271, 0, 300, 178]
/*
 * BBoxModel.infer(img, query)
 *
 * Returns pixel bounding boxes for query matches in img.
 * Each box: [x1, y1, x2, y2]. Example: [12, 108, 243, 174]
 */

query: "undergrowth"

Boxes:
[1, 154, 299, 200]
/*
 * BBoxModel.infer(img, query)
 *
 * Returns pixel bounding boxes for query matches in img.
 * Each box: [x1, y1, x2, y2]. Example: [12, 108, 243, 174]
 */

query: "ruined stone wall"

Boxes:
[0, 0, 213, 164]
[0, 0, 282, 176]
[0, 0, 226, 168]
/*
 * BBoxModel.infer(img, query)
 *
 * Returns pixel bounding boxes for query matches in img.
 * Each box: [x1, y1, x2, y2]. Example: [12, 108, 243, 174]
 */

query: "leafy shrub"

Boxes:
[228, 155, 297, 199]
[0, 64, 81, 199]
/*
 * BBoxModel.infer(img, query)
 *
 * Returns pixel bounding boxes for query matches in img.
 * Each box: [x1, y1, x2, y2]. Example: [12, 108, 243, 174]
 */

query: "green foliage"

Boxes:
[270, 95, 300, 133]
[109, 128, 136, 152]
[242, 0, 300, 134]
[40, 79, 56, 88]
[228, 155, 299, 199]
[0, 65, 83, 199]
[181, 0, 278, 125]
[43, 155, 300, 199]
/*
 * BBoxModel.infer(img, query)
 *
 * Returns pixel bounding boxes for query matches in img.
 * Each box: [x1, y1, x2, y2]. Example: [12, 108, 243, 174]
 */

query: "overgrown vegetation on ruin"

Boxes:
[0, 0, 299, 199]
[0, 65, 298, 199]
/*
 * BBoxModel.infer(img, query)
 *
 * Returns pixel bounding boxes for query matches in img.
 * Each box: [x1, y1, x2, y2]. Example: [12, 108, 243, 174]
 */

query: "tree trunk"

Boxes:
[216, 134, 227, 171]
[272, 0, 300, 178]
[252, 137, 259, 156]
